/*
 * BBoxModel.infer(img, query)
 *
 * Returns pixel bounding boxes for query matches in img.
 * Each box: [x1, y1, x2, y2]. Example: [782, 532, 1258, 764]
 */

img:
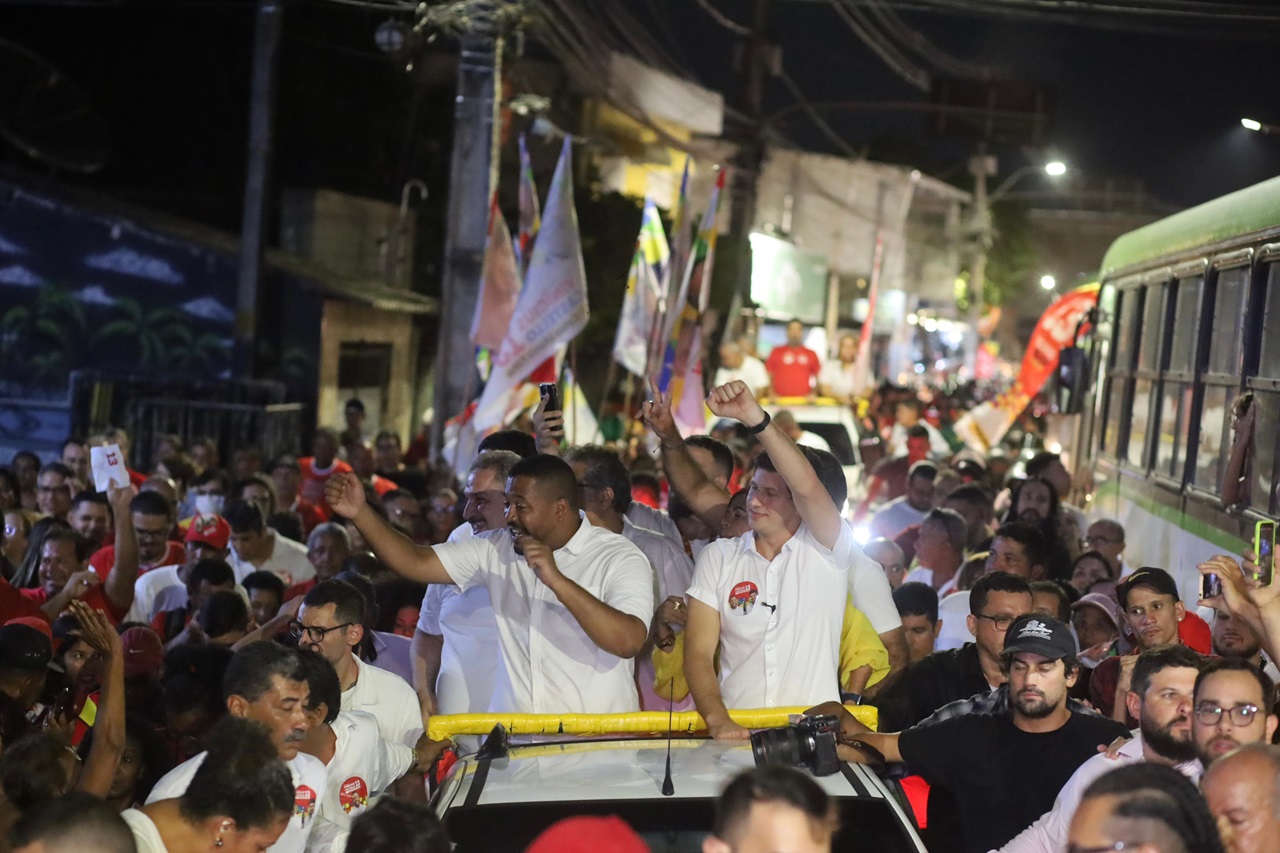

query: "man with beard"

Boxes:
[1191, 658, 1278, 767]
[997, 645, 1205, 853]
[329, 454, 653, 714]
[1212, 604, 1280, 681]
[829, 615, 1129, 853]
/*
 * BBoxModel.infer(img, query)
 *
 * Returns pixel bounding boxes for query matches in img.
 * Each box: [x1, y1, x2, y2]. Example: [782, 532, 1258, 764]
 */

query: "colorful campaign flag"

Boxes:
[646, 158, 691, 378]
[472, 138, 589, 433]
[470, 193, 521, 351]
[613, 198, 670, 377]
[515, 133, 541, 276]
[661, 168, 725, 436]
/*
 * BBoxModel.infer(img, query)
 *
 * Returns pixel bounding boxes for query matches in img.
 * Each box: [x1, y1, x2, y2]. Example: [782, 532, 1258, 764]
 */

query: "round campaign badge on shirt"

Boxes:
[729, 581, 759, 615]
[339, 777, 370, 814]
[294, 785, 317, 826]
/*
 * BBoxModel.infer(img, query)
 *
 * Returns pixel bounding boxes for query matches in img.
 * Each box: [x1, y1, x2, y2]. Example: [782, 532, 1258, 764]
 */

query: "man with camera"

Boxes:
[682, 380, 857, 739]
[819, 614, 1130, 853]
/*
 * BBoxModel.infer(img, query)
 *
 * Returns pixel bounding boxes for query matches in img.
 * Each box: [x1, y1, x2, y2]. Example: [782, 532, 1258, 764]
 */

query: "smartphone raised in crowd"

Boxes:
[1255, 519, 1276, 587]
[539, 382, 561, 414]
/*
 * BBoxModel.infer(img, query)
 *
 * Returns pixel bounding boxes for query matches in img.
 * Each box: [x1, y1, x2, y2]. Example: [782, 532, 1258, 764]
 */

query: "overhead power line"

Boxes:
[690, 0, 751, 36]
[827, 0, 931, 91]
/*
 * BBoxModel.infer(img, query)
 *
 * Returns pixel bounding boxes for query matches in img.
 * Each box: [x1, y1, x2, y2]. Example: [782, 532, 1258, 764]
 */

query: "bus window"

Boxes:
[1128, 283, 1168, 470]
[1208, 268, 1247, 375]
[1198, 267, 1249, 492]
[1138, 283, 1167, 372]
[1129, 378, 1154, 467]
[1248, 263, 1280, 512]
[1102, 288, 1139, 457]
[1156, 278, 1203, 479]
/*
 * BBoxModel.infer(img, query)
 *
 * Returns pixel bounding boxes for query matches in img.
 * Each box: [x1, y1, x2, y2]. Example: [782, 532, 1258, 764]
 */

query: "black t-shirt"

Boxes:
[898, 711, 1130, 853]
[872, 643, 990, 732]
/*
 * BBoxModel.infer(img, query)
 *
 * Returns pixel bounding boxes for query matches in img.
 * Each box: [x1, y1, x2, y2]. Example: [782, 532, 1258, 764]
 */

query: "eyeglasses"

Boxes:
[289, 621, 353, 642]
[975, 613, 1018, 631]
[1194, 702, 1261, 726]
[1068, 844, 1130, 853]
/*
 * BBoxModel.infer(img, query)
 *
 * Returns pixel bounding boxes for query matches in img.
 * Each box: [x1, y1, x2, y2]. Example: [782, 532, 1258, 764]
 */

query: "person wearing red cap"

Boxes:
[125, 513, 232, 625]
[525, 816, 650, 853]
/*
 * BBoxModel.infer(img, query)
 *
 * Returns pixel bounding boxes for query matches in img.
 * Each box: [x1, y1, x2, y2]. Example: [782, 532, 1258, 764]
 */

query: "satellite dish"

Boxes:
[0, 39, 111, 173]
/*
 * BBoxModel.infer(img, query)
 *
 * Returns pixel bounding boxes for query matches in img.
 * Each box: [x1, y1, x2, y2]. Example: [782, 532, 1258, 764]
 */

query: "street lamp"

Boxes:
[1040, 275, 1056, 291]
[963, 156, 1069, 375]
[1242, 117, 1279, 135]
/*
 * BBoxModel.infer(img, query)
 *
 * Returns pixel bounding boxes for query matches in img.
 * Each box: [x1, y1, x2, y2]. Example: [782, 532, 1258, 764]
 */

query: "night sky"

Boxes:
[636, 0, 1280, 208]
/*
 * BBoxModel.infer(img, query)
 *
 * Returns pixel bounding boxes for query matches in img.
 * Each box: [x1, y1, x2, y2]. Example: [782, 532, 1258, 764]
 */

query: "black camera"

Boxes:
[750, 715, 840, 776]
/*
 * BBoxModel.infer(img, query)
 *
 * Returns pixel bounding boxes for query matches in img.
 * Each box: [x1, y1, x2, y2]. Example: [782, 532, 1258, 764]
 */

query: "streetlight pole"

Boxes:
[963, 156, 1067, 378]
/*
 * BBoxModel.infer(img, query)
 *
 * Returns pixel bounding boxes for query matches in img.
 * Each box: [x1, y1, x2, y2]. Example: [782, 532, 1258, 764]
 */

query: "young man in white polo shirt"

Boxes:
[295, 650, 450, 853]
[642, 379, 909, 687]
[326, 454, 654, 714]
[680, 380, 857, 739]
[295, 579, 423, 746]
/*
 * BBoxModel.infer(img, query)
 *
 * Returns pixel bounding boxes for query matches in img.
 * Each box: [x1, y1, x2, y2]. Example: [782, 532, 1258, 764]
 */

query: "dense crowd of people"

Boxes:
[0, 322, 1278, 852]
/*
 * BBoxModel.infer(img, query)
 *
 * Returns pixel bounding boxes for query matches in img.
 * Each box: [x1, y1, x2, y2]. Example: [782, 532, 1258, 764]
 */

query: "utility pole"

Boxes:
[964, 147, 996, 378]
[724, 0, 773, 335]
[430, 13, 500, 458]
[234, 0, 282, 378]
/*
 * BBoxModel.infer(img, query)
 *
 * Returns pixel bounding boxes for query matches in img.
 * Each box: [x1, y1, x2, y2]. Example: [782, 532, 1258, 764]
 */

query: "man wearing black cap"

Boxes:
[825, 614, 1129, 853]
[0, 622, 55, 714]
[1089, 567, 1185, 726]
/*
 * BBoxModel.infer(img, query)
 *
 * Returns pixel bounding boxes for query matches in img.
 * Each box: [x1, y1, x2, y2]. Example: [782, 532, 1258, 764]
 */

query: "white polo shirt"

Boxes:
[147, 750, 329, 853]
[687, 521, 854, 709]
[626, 501, 684, 550]
[231, 530, 315, 587]
[435, 517, 655, 714]
[417, 522, 501, 716]
[339, 654, 423, 747]
[309, 710, 413, 853]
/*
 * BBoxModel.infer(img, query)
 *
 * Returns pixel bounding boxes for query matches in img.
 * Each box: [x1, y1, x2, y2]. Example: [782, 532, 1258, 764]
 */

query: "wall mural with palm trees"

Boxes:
[0, 183, 311, 400]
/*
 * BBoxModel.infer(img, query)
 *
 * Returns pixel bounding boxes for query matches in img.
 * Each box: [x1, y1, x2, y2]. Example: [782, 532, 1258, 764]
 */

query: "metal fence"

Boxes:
[127, 398, 306, 472]
[68, 370, 311, 471]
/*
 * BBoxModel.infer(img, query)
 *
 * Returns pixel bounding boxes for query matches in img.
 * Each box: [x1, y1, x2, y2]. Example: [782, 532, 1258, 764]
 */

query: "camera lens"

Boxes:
[751, 727, 804, 768]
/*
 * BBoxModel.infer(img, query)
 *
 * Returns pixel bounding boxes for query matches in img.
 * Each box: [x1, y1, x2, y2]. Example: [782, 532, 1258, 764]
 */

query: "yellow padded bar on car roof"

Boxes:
[426, 705, 877, 741]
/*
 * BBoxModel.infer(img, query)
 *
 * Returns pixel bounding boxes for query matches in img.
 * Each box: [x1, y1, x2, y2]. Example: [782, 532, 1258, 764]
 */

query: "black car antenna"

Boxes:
[661, 677, 675, 796]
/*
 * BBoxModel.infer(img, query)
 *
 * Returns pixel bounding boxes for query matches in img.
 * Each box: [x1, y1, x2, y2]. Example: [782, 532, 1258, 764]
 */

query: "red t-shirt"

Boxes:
[89, 541, 185, 577]
[20, 584, 128, 626]
[298, 458, 353, 519]
[764, 345, 821, 397]
[0, 577, 49, 625]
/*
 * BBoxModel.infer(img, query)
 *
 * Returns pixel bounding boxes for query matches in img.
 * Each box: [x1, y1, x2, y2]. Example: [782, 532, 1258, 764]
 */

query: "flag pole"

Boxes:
[595, 358, 617, 444]
[568, 339, 579, 443]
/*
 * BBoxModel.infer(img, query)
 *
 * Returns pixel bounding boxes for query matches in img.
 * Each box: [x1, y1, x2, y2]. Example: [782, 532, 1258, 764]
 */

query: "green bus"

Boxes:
[1071, 174, 1280, 600]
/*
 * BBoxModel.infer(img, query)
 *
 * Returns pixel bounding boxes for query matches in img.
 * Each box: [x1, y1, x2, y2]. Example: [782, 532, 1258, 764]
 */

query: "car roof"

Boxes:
[436, 737, 899, 807]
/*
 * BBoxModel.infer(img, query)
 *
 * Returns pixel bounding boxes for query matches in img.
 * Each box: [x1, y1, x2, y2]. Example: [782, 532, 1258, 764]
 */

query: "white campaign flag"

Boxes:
[472, 138, 588, 432]
[612, 198, 669, 376]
